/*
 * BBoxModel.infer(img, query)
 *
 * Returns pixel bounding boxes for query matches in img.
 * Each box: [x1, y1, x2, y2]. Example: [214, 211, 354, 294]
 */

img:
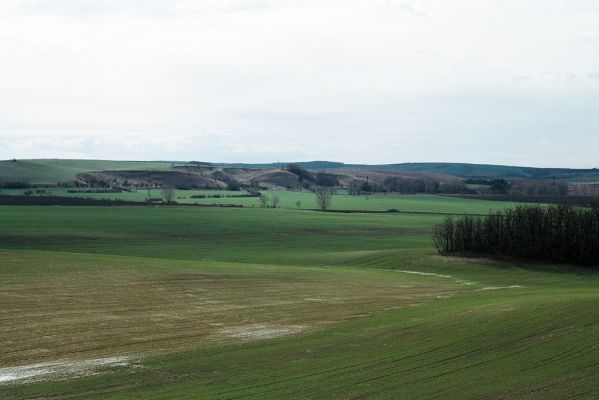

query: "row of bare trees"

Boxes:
[433, 204, 599, 266]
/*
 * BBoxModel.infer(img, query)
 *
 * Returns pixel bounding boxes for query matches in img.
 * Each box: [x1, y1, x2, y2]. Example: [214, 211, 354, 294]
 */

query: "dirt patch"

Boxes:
[0, 356, 134, 386]
[477, 285, 524, 291]
[222, 325, 307, 341]
[394, 270, 477, 286]
[429, 254, 498, 265]
[394, 270, 453, 278]
[1, 251, 467, 369]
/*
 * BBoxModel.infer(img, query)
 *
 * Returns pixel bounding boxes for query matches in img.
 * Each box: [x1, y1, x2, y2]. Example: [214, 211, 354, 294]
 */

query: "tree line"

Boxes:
[433, 204, 599, 266]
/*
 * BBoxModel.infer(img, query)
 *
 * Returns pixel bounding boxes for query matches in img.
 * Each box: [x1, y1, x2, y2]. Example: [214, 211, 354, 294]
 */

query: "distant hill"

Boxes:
[358, 163, 599, 182]
[2, 159, 599, 184]
[0, 159, 172, 184]
[218, 162, 599, 182]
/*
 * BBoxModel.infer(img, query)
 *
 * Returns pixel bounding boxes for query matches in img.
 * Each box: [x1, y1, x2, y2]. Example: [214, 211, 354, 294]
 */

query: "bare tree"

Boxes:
[259, 194, 269, 208]
[315, 186, 333, 211]
[161, 187, 175, 204]
[271, 195, 280, 208]
[146, 175, 152, 202]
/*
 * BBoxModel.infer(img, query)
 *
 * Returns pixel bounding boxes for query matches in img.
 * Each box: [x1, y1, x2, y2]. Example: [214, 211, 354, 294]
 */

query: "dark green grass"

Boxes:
[0, 206, 438, 265]
[1, 205, 598, 399]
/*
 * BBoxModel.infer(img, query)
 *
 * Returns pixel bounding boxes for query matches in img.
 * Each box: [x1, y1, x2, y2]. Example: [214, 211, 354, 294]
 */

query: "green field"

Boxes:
[0, 159, 172, 184]
[2, 187, 521, 214]
[1, 203, 598, 399]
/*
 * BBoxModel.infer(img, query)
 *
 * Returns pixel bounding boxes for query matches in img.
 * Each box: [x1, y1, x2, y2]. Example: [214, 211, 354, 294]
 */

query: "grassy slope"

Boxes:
[1, 205, 598, 399]
[0, 207, 436, 264]
[0, 159, 171, 184]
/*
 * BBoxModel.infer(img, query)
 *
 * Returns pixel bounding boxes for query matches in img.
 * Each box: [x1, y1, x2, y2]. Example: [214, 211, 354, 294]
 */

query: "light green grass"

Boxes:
[2, 187, 521, 214]
[1, 205, 598, 399]
[0, 159, 172, 184]
[259, 190, 521, 213]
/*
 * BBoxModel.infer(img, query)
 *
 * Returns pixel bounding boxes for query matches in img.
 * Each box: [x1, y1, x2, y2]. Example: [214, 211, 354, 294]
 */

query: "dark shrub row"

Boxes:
[433, 204, 599, 266]
[0, 195, 142, 206]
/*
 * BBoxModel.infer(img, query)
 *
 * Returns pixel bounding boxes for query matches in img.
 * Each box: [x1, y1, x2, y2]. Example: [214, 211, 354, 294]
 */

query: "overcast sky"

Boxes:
[1, 0, 598, 167]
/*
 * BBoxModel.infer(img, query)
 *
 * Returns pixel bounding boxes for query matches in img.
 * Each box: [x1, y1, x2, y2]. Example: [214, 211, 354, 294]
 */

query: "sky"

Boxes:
[0, 0, 598, 167]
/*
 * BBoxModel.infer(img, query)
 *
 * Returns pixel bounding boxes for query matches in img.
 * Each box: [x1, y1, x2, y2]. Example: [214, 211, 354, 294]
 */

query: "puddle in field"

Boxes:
[0, 356, 134, 385]
[395, 270, 453, 278]
[395, 270, 526, 293]
[223, 324, 307, 341]
[477, 285, 524, 291]
[394, 270, 477, 286]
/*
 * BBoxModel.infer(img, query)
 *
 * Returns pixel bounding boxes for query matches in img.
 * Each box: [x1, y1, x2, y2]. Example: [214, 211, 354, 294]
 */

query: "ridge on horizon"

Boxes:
[2, 158, 599, 185]
[5, 158, 597, 171]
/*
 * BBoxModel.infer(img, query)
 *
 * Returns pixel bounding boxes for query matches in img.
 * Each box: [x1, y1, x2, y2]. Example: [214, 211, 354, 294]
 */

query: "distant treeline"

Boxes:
[0, 195, 143, 206]
[189, 193, 259, 199]
[67, 189, 126, 193]
[433, 204, 599, 266]
[286, 164, 339, 187]
[443, 194, 599, 207]
[347, 177, 466, 195]
[0, 181, 34, 189]
[464, 178, 570, 196]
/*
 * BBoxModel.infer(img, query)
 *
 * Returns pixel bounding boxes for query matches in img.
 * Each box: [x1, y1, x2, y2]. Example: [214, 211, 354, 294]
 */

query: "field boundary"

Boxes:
[0, 195, 246, 208]
[318, 208, 487, 217]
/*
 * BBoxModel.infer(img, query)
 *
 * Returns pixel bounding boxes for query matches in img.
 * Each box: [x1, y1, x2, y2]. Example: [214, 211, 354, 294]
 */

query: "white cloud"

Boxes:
[0, 0, 598, 167]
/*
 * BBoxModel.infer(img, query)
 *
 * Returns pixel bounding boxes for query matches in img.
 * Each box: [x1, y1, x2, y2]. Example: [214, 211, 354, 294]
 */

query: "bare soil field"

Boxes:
[0, 249, 461, 370]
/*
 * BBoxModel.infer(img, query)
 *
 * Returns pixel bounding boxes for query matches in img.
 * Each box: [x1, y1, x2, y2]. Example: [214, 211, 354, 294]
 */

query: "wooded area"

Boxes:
[433, 204, 599, 266]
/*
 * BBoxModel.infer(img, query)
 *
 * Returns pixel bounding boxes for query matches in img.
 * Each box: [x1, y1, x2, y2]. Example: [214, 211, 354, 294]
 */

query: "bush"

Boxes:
[433, 204, 599, 266]
[1, 181, 31, 189]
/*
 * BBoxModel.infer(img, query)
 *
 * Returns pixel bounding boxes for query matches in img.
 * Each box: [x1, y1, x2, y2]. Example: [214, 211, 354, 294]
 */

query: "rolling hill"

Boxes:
[2, 159, 599, 185]
[221, 161, 599, 182]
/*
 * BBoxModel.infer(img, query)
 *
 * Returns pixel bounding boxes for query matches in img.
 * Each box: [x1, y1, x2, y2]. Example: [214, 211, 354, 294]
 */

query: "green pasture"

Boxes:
[0, 203, 598, 399]
[1, 187, 520, 214]
[258, 190, 522, 213]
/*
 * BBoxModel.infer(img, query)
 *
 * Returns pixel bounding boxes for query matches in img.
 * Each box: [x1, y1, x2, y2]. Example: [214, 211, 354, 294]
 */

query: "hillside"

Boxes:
[222, 162, 599, 182]
[377, 162, 599, 182]
[3, 159, 599, 185]
[0, 159, 172, 184]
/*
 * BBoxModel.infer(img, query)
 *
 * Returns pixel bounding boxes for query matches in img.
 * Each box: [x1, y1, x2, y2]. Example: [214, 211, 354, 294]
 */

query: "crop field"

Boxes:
[257, 191, 522, 213]
[1, 204, 598, 399]
[1, 188, 521, 214]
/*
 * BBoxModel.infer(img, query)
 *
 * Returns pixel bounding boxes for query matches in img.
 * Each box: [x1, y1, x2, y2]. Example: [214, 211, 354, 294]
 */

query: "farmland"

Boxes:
[1, 202, 598, 399]
[3, 159, 599, 184]
[1, 187, 521, 214]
